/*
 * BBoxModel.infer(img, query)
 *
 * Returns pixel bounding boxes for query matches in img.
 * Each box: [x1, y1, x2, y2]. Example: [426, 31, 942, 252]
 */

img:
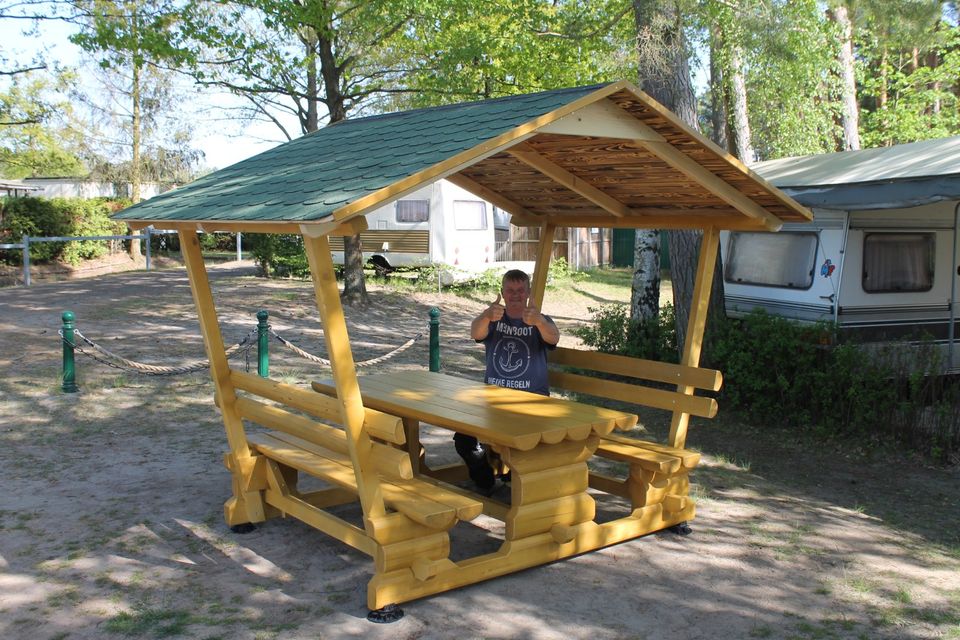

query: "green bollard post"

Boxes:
[257, 310, 269, 378]
[61, 311, 79, 393]
[429, 307, 440, 372]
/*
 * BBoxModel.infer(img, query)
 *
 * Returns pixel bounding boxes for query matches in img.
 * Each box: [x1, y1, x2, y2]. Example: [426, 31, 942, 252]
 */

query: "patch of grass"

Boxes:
[104, 606, 194, 637]
[46, 586, 82, 608]
[848, 577, 875, 594]
[749, 625, 773, 638]
[894, 586, 912, 604]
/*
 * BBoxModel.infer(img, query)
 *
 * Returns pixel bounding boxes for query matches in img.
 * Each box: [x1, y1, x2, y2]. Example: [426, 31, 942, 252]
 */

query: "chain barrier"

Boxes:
[60, 328, 258, 376]
[269, 327, 422, 368]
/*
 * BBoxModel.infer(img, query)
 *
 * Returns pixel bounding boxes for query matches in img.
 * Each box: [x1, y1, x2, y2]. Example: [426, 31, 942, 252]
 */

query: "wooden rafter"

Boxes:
[510, 213, 769, 231]
[506, 143, 628, 218]
[632, 140, 783, 231]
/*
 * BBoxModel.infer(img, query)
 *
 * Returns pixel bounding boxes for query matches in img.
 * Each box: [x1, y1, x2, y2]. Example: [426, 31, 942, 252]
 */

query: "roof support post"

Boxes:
[668, 226, 720, 450]
[302, 233, 388, 528]
[179, 230, 249, 460]
[180, 229, 265, 527]
[530, 222, 556, 309]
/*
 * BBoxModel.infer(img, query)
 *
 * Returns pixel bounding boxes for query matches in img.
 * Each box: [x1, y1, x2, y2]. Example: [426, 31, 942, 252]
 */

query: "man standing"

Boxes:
[458, 269, 560, 493]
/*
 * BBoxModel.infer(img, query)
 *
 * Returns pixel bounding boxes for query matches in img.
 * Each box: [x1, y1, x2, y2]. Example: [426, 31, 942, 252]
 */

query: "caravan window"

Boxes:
[862, 233, 934, 293]
[396, 200, 429, 223]
[724, 232, 818, 289]
[454, 200, 487, 230]
[493, 207, 511, 230]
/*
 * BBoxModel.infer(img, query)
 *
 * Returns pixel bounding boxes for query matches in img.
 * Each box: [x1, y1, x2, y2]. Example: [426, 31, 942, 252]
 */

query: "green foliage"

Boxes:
[706, 309, 960, 462]
[0, 197, 126, 265]
[714, 0, 844, 159]
[858, 22, 960, 146]
[247, 233, 309, 279]
[575, 302, 678, 363]
[0, 70, 88, 178]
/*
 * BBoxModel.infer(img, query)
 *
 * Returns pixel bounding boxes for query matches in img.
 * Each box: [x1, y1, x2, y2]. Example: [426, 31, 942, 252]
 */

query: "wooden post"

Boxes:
[668, 227, 720, 450]
[302, 233, 388, 529]
[530, 223, 556, 309]
[180, 230, 264, 526]
[180, 230, 249, 459]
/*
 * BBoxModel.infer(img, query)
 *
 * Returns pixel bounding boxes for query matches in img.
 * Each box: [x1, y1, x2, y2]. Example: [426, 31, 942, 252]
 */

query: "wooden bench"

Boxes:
[221, 370, 482, 589]
[547, 347, 721, 526]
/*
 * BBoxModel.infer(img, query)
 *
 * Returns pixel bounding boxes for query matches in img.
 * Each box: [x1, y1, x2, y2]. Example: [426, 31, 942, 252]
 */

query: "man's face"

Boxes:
[501, 279, 529, 316]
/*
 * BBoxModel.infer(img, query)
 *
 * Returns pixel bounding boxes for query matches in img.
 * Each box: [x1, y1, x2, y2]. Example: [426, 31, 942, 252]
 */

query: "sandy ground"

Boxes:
[0, 263, 958, 640]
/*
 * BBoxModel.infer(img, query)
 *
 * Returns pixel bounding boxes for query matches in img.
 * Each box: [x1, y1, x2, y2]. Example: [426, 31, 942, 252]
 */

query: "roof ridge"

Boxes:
[319, 83, 609, 131]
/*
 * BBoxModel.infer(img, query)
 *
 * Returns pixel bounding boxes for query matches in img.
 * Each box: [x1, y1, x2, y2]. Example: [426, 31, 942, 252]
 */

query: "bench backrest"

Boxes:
[547, 347, 722, 419]
[229, 370, 412, 480]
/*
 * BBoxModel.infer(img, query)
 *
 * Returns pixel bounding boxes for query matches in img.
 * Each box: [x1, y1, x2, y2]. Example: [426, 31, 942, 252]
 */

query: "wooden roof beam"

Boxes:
[540, 97, 783, 230]
[446, 173, 539, 218]
[506, 142, 630, 218]
[510, 213, 769, 231]
[576, 100, 783, 231]
[631, 139, 782, 231]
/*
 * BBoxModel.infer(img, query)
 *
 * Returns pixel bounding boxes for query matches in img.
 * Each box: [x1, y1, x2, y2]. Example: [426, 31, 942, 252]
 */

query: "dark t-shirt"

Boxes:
[479, 314, 555, 396]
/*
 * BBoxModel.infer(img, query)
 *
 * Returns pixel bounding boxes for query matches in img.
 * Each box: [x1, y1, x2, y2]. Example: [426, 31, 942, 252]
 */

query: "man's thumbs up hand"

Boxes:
[522, 296, 543, 327]
[485, 293, 505, 322]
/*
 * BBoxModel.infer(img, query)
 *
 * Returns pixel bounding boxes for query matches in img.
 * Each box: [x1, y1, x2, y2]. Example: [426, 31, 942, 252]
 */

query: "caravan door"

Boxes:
[838, 202, 959, 372]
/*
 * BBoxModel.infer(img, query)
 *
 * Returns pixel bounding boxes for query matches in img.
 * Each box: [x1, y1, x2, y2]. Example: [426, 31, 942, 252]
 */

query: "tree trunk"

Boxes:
[128, 7, 142, 261]
[727, 42, 754, 163]
[630, 229, 660, 321]
[315, 31, 368, 305]
[632, 0, 725, 354]
[828, 5, 861, 151]
[709, 25, 729, 151]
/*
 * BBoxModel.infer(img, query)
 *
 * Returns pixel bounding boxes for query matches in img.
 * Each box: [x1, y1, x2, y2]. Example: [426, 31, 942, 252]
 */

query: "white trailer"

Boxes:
[722, 136, 960, 372]
[329, 179, 517, 275]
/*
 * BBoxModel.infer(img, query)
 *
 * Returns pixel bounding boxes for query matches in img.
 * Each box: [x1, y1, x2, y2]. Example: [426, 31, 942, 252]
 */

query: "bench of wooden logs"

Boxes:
[221, 370, 482, 590]
[547, 347, 721, 529]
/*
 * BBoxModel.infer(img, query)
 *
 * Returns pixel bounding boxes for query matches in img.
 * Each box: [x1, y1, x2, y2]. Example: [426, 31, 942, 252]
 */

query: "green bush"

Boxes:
[0, 196, 127, 265]
[706, 309, 958, 461]
[574, 302, 678, 362]
[576, 305, 960, 461]
[247, 233, 310, 278]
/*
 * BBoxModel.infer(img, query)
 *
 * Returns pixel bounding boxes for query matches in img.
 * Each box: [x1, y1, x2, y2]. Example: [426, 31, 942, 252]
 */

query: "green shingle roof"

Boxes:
[114, 84, 606, 224]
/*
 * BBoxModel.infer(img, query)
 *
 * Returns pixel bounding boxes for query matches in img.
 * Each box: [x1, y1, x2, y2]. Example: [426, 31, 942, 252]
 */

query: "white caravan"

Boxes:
[721, 136, 960, 372]
[329, 179, 512, 275]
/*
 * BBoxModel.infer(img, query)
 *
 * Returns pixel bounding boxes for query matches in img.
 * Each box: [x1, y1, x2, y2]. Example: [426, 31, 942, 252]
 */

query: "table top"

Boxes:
[312, 370, 638, 451]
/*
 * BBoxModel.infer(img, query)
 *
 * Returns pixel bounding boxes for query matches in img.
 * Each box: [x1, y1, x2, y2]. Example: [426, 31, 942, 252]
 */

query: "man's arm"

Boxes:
[472, 294, 504, 340]
[535, 316, 560, 346]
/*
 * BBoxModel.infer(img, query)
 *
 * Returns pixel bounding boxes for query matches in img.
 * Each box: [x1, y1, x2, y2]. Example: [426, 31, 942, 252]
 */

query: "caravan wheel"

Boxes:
[369, 255, 394, 278]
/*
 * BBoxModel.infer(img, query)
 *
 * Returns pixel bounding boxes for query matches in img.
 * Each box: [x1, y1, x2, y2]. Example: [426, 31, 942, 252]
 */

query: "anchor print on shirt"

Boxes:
[491, 337, 531, 379]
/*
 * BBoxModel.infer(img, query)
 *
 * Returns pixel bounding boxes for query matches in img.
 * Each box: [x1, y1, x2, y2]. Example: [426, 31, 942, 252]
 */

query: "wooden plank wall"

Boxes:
[570, 228, 612, 269]
[509, 225, 569, 262]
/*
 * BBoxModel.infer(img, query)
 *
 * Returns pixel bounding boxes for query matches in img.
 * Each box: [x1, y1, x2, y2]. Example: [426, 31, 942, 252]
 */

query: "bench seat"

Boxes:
[595, 433, 700, 473]
[247, 431, 483, 529]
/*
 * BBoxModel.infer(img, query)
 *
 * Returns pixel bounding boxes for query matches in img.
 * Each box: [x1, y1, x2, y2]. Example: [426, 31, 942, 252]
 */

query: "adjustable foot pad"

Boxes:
[230, 523, 256, 534]
[367, 604, 404, 623]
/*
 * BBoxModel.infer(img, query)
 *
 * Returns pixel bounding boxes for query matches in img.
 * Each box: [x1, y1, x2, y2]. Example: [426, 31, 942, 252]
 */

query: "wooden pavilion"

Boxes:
[114, 81, 811, 616]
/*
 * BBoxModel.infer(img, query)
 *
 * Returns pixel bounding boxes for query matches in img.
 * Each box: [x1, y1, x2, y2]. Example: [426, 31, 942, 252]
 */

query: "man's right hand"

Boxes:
[484, 293, 505, 322]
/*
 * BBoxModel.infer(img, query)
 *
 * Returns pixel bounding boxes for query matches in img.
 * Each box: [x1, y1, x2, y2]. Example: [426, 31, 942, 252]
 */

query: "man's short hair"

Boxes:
[501, 269, 530, 289]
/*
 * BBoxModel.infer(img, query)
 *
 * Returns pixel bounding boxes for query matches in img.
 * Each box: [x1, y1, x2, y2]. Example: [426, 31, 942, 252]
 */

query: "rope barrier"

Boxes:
[269, 328, 422, 368]
[61, 328, 258, 376]
[60, 325, 423, 376]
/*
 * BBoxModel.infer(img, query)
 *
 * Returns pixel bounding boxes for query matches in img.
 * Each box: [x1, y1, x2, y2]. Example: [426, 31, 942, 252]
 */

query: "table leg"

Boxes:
[401, 417, 426, 475]
[500, 436, 599, 541]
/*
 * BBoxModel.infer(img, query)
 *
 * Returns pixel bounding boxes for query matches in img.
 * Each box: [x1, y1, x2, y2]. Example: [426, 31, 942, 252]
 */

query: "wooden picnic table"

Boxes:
[313, 370, 639, 541]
